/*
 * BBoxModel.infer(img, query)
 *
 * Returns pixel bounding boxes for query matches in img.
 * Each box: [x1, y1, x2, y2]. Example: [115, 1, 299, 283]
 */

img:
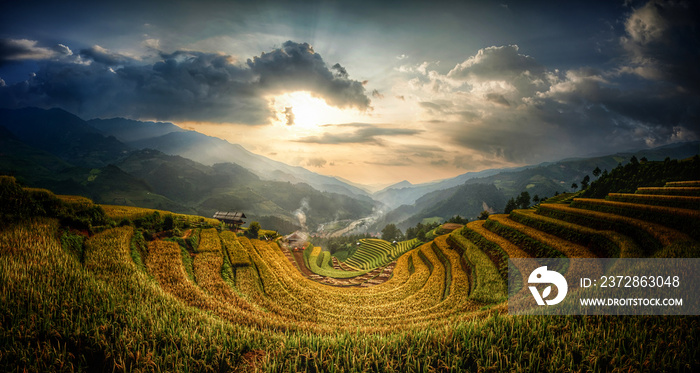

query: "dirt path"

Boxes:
[291, 250, 315, 277]
[181, 229, 193, 240]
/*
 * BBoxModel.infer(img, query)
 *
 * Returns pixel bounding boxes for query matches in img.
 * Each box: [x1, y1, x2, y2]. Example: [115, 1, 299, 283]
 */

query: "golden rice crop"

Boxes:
[464, 220, 530, 259]
[540, 203, 691, 247]
[573, 198, 700, 220]
[512, 209, 643, 258]
[196, 228, 221, 252]
[635, 186, 700, 196]
[191, 235, 296, 330]
[486, 214, 603, 285]
[101, 204, 220, 226]
[606, 193, 700, 209]
[447, 230, 508, 304]
[255, 237, 415, 300]
[488, 214, 596, 259]
[665, 180, 700, 187]
[56, 194, 95, 206]
[144, 239, 296, 330]
[220, 231, 251, 266]
[227, 237, 482, 329]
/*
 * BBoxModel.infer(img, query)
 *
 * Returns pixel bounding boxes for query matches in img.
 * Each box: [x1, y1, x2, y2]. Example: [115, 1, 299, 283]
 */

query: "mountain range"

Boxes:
[1, 107, 698, 234]
[369, 141, 699, 231]
[91, 117, 371, 199]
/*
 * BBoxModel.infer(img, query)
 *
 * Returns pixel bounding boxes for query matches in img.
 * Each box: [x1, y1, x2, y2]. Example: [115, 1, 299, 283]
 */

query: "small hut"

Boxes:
[285, 232, 306, 250]
[213, 211, 246, 230]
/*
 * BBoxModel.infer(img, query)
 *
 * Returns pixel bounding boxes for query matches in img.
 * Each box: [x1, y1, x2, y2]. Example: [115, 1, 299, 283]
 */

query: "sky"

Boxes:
[1, 0, 698, 186]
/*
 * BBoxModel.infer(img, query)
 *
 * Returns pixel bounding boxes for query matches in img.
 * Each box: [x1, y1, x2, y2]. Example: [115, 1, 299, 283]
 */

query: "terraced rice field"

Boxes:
[1, 180, 698, 371]
[102, 204, 221, 226]
[344, 237, 419, 270]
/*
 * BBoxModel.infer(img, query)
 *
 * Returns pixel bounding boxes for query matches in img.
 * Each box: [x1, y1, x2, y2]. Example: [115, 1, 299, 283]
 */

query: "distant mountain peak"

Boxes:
[87, 117, 184, 143]
[383, 180, 413, 190]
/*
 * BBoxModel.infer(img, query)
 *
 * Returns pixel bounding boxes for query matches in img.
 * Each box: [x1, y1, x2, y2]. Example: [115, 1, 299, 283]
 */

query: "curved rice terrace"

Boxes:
[342, 238, 420, 270]
[1, 178, 699, 371]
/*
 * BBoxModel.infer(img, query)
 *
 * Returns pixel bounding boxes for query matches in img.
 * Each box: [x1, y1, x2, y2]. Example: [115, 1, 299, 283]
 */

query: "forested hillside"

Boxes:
[0, 108, 376, 232]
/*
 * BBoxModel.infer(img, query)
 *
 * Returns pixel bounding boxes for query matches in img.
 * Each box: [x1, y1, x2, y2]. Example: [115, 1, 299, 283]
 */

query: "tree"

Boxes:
[381, 224, 403, 242]
[405, 226, 416, 240]
[163, 214, 175, 231]
[533, 194, 540, 203]
[516, 191, 531, 209]
[571, 183, 578, 191]
[630, 155, 639, 165]
[592, 166, 601, 178]
[581, 175, 590, 190]
[405, 222, 425, 240]
[246, 221, 261, 238]
[447, 215, 468, 224]
[478, 210, 490, 220]
[504, 198, 517, 214]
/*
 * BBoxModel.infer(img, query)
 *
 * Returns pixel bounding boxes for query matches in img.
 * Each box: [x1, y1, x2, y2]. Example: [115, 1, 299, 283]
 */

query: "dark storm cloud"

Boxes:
[450, 120, 548, 164]
[79, 46, 130, 66]
[331, 63, 348, 78]
[447, 78, 698, 165]
[295, 123, 422, 145]
[0, 41, 371, 124]
[246, 41, 370, 110]
[485, 93, 509, 106]
[413, 1, 700, 166]
[0, 38, 72, 65]
[541, 68, 697, 129]
[0, 49, 268, 123]
[620, 0, 700, 94]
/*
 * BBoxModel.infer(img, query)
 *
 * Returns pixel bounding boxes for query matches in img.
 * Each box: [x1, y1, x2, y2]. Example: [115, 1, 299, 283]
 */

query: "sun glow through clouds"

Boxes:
[271, 91, 365, 130]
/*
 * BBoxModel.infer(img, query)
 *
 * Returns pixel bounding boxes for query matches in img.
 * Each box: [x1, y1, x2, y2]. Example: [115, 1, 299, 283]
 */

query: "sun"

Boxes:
[270, 91, 362, 130]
